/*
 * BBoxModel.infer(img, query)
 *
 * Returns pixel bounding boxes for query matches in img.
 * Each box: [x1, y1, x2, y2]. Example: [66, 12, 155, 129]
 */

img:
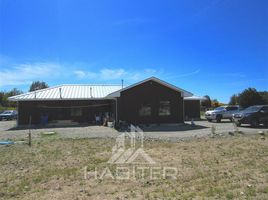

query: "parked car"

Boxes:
[205, 106, 240, 122]
[233, 105, 268, 127]
[0, 110, 18, 121]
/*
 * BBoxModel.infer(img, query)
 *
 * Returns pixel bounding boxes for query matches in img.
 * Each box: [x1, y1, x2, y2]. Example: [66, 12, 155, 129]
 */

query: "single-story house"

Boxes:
[8, 77, 204, 126]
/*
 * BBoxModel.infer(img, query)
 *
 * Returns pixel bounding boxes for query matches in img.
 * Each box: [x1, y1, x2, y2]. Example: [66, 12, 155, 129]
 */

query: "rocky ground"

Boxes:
[0, 120, 267, 142]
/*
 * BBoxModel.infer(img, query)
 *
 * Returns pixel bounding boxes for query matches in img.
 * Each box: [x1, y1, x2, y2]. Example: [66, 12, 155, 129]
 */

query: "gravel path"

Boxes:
[0, 120, 267, 141]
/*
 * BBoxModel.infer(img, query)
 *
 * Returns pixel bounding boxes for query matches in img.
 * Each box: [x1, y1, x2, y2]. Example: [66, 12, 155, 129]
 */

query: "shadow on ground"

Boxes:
[6, 123, 95, 131]
[140, 123, 208, 132]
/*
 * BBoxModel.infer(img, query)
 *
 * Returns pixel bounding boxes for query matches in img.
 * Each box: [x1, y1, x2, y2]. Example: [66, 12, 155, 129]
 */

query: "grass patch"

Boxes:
[0, 135, 267, 199]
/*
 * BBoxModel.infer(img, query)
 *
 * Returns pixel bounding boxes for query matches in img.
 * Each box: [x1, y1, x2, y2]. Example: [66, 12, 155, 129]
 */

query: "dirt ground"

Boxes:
[0, 120, 268, 199]
[0, 134, 268, 199]
[0, 120, 267, 141]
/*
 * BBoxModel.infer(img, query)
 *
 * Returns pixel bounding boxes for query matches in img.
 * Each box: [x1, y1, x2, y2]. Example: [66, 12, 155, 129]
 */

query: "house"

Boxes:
[8, 77, 204, 126]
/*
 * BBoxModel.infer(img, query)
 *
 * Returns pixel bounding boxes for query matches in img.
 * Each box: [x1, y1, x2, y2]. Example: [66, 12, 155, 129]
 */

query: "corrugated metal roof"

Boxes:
[184, 96, 206, 101]
[8, 77, 197, 101]
[8, 84, 123, 101]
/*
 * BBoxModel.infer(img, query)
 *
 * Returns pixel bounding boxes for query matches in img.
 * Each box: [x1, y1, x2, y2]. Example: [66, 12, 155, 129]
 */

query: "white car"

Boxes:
[205, 106, 240, 122]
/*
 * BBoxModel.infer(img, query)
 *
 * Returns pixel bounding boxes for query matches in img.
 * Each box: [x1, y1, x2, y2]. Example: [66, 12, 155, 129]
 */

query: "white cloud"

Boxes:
[0, 62, 62, 87]
[0, 55, 165, 88]
[100, 68, 126, 80]
[74, 68, 127, 80]
[169, 69, 201, 78]
[73, 67, 163, 82]
[73, 70, 87, 79]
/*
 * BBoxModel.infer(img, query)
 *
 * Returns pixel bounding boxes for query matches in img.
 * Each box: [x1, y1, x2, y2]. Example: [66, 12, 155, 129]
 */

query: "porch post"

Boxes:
[115, 98, 118, 122]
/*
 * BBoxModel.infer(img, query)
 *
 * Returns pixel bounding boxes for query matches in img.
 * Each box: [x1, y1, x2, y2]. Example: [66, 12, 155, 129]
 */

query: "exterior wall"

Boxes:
[117, 80, 183, 124]
[184, 100, 201, 120]
[18, 100, 114, 126]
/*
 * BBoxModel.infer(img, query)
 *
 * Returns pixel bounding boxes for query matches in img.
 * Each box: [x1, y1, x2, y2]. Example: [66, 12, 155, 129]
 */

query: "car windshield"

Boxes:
[2, 111, 12, 114]
[244, 106, 262, 112]
[214, 107, 226, 111]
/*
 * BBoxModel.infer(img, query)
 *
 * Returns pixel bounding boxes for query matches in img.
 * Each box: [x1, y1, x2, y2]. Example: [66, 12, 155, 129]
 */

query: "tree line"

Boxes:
[229, 88, 268, 108]
[0, 81, 48, 110]
[202, 88, 268, 109]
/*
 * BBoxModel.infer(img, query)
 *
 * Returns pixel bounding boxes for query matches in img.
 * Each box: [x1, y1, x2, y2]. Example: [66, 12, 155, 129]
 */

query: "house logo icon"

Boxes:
[108, 125, 156, 164]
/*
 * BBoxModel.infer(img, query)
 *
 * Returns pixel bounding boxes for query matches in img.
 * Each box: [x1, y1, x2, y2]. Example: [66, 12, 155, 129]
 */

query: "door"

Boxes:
[259, 106, 268, 124]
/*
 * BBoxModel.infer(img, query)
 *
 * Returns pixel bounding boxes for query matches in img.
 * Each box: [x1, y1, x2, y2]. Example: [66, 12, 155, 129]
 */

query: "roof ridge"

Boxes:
[9, 85, 62, 98]
[61, 84, 122, 86]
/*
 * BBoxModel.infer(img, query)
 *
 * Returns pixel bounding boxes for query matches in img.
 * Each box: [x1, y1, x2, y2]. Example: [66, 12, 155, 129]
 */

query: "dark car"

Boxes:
[0, 110, 18, 121]
[233, 105, 268, 127]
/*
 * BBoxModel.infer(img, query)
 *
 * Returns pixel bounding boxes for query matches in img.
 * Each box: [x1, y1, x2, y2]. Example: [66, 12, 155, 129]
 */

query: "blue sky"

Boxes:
[0, 0, 267, 103]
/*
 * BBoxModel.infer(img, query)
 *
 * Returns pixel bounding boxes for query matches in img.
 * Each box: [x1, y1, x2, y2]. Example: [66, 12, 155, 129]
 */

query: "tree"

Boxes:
[259, 91, 268, 104]
[201, 95, 212, 108]
[29, 81, 48, 92]
[229, 94, 239, 105]
[0, 92, 4, 106]
[212, 99, 220, 108]
[0, 88, 23, 108]
[238, 88, 263, 108]
[6, 88, 23, 96]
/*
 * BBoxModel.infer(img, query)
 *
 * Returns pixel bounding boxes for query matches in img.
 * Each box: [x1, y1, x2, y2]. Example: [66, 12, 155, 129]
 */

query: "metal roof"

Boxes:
[8, 77, 197, 102]
[8, 84, 123, 101]
[184, 96, 206, 101]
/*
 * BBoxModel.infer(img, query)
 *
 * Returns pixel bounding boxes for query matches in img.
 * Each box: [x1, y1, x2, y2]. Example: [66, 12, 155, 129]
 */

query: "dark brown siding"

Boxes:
[117, 80, 183, 124]
[18, 100, 114, 125]
[184, 100, 200, 120]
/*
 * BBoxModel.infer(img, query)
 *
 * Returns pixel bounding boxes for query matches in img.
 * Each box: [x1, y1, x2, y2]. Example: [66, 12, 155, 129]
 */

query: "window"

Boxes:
[214, 106, 226, 111]
[226, 106, 238, 111]
[139, 104, 152, 116]
[71, 108, 82, 117]
[261, 106, 268, 113]
[159, 101, 171, 116]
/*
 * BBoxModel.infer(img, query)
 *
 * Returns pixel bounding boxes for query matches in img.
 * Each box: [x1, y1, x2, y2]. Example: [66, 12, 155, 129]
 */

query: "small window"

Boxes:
[159, 101, 171, 116]
[139, 104, 152, 116]
[71, 108, 82, 117]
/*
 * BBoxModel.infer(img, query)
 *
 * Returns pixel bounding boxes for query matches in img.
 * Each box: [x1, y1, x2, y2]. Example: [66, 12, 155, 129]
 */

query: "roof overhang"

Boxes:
[8, 77, 196, 102]
[8, 98, 110, 102]
[183, 96, 206, 101]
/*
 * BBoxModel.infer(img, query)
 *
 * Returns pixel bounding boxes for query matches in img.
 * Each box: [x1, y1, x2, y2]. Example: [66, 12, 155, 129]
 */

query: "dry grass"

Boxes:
[0, 134, 268, 200]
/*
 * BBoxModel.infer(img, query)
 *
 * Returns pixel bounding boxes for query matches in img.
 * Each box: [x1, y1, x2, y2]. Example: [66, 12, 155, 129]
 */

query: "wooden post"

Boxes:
[28, 115, 32, 147]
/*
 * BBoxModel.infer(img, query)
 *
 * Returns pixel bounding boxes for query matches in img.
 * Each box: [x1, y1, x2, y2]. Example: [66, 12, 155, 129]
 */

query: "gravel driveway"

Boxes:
[0, 120, 267, 141]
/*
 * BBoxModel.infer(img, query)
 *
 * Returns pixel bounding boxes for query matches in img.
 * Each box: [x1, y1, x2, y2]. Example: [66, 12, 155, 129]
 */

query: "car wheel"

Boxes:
[216, 115, 222, 123]
[250, 119, 259, 127]
[207, 119, 212, 122]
